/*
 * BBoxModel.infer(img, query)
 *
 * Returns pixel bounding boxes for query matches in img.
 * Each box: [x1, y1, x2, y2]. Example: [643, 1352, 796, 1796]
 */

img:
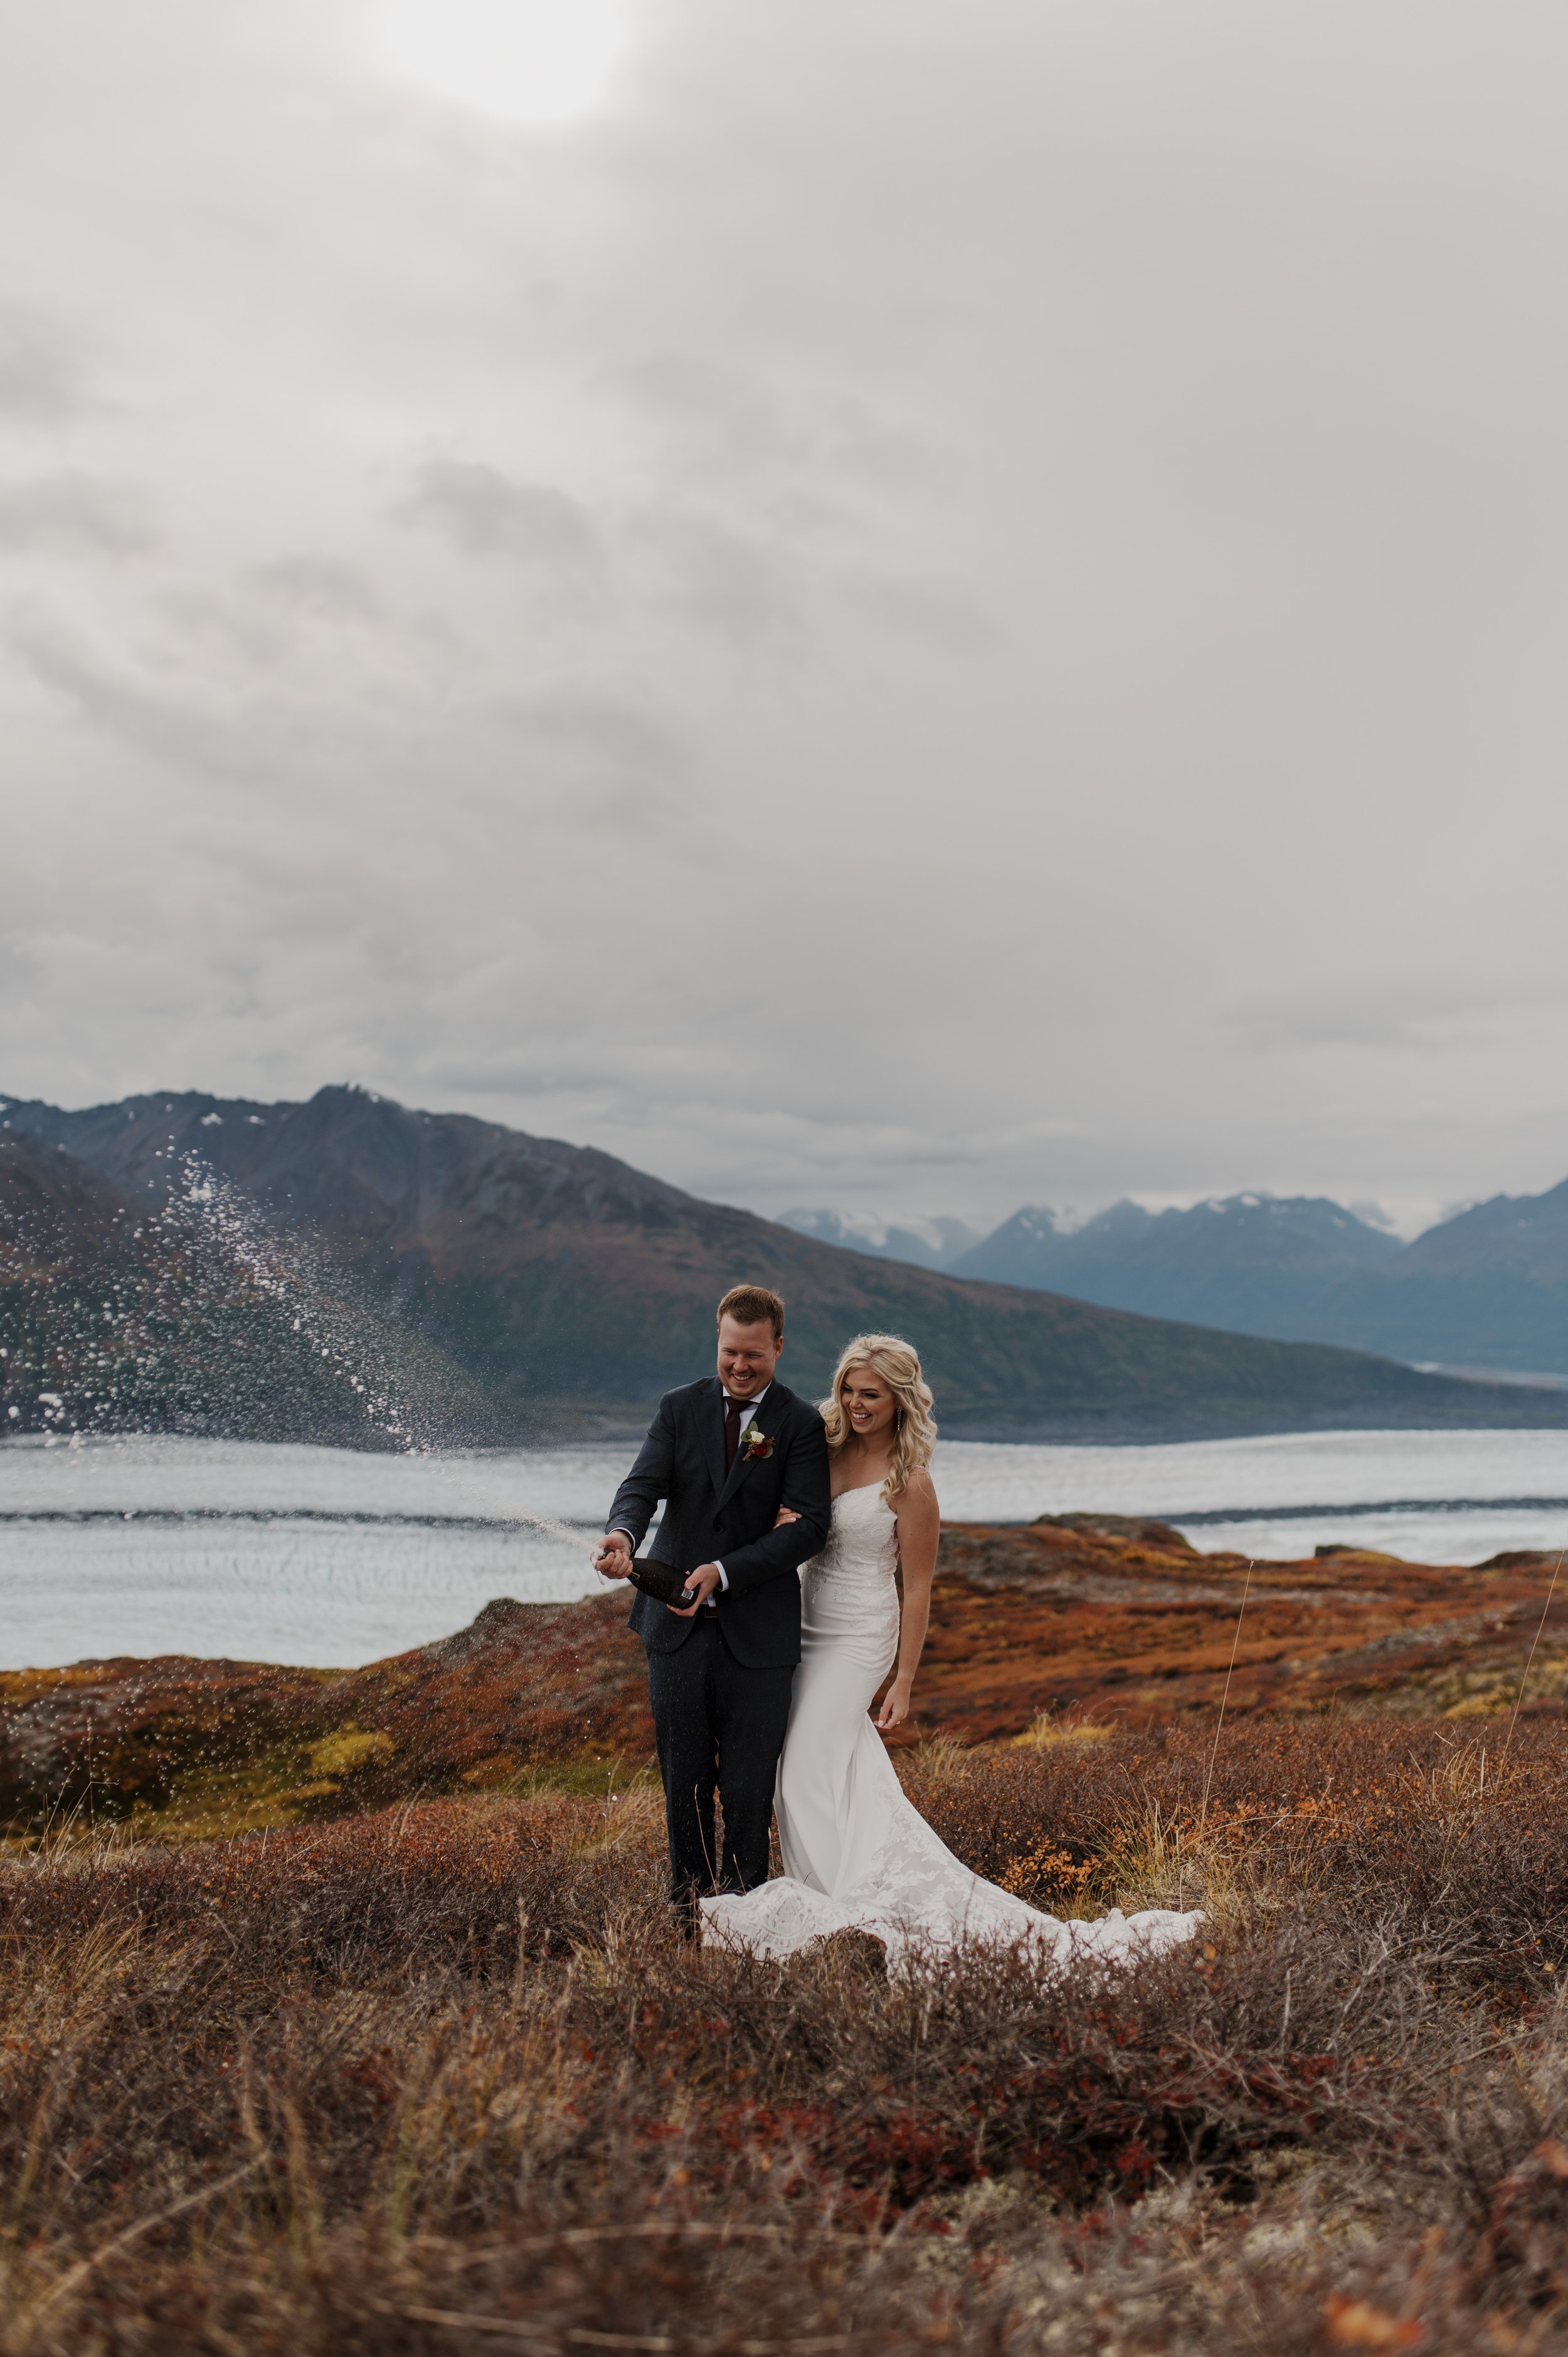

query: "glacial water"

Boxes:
[2, 1427, 1567, 1671]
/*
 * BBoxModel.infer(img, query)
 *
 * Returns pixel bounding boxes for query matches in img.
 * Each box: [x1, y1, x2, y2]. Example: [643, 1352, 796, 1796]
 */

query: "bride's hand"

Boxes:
[773, 1506, 800, 1528]
[874, 1676, 913, 1732]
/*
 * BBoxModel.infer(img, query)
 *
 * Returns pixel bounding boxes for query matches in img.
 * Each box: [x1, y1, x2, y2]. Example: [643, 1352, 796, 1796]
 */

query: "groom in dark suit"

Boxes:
[595, 1284, 831, 1918]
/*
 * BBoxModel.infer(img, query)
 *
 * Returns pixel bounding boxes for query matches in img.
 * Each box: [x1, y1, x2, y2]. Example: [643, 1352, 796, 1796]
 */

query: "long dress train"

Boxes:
[701, 1484, 1202, 1969]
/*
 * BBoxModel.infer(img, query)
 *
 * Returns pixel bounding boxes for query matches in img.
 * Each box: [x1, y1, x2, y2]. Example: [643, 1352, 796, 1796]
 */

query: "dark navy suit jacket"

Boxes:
[606, 1375, 831, 1669]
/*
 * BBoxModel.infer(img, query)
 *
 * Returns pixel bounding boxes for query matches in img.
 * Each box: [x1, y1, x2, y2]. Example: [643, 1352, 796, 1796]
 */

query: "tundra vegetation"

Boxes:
[4, 1717, 1568, 2354]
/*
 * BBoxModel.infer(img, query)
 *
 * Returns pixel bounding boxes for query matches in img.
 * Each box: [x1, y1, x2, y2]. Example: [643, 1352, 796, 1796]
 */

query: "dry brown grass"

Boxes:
[5, 1721, 1568, 2351]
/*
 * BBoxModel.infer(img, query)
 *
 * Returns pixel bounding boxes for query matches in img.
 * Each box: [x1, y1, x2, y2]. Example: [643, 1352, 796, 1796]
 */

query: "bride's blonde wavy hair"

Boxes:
[819, 1334, 937, 1503]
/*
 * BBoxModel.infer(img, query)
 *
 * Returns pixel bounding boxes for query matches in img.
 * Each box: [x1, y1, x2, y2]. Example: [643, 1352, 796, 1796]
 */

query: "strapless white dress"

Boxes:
[701, 1484, 1202, 1969]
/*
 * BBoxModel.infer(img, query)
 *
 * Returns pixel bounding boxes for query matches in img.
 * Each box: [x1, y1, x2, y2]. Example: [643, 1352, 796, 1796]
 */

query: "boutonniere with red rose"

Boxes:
[739, 1422, 775, 1462]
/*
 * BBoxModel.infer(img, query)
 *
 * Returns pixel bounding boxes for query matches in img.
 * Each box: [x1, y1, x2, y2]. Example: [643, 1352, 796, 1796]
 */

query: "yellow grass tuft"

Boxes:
[307, 1728, 397, 1777]
[1012, 1711, 1115, 1749]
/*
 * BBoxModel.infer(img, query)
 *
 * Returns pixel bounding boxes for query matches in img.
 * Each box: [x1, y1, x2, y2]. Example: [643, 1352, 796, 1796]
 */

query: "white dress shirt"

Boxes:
[712, 1383, 770, 1589]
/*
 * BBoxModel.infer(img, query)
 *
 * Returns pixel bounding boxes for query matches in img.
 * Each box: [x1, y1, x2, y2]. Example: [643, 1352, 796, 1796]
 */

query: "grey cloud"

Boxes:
[628, 507, 798, 644]
[249, 558, 383, 622]
[1236, 980, 1568, 1055]
[606, 354, 928, 489]
[811, 393, 932, 491]
[154, 561, 388, 673]
[0, 307, 90, 422]
[1233, 996, 1425, 1053]
[0, 939, 43, 1010]
[10, 0, 1568, 1230]
[0, 472, 154, 555]
[9, 625, 235, 776]
[401, 460, 603, 574]
[489, 692, 687, 840]
[606, 354, 795, 474]
[844, 575, 997, 654]
[502, 690, 685, 777]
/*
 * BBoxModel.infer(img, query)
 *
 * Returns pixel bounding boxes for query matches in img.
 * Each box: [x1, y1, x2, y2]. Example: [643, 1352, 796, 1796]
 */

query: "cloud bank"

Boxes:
[3, 0, 1567, 1234]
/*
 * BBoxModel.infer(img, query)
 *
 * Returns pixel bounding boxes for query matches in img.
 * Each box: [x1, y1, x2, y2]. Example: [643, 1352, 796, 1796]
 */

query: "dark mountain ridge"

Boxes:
[4, 1084, 1562, 1440]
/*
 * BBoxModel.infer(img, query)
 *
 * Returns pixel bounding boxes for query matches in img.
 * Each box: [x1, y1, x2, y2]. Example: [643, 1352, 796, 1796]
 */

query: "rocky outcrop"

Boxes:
[921, 1520, 1568, 1737]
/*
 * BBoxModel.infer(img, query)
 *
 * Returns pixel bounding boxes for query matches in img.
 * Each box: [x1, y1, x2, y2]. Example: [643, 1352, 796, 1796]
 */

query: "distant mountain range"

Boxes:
[955, 1196, 1404, 1341]
[778, 1209, 982, 1272]
[4, 1085, 1560, 1445]
[784, 1186, 1568, 1378]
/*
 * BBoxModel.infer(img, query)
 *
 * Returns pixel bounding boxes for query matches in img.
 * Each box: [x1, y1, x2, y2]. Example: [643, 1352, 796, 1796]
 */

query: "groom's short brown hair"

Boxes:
[717, 1284, 785, 1339]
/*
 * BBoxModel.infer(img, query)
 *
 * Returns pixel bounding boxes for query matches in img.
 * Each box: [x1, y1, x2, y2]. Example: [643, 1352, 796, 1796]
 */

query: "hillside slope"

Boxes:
[4, 1085, 1560, 1438]
[0, 1132, 507, 1445]
[1316, 1179, 1568, 1373]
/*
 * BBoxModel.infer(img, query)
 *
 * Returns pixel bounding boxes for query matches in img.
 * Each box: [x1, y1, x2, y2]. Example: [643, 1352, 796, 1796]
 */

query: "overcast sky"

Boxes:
[4, 0, 1567, 1236]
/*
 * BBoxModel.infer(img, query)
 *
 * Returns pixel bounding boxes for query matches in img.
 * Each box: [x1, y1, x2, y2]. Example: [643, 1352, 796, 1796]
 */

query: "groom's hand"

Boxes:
[668, 1563, 721, 1617]
[593, 1531, 633, 1579]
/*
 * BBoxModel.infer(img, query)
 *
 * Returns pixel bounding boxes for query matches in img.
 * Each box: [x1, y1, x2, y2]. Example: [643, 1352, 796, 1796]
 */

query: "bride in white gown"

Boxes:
[702, 1335, 1202, 1969]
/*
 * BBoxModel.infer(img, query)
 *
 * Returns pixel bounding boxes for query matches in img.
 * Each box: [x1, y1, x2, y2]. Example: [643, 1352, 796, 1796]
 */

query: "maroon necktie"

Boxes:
[723, 1395, 743, 1470]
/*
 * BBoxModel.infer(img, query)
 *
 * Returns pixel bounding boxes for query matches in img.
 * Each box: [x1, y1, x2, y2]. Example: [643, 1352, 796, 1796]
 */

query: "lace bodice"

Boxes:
[802, 1482, 899, 1588]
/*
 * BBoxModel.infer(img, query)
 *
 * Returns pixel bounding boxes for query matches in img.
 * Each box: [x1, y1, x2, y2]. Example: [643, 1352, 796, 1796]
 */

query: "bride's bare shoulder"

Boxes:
[895, 1467, 939, 1517]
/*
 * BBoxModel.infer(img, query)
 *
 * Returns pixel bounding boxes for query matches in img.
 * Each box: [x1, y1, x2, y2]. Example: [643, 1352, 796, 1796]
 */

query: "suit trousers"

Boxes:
[645, 1620, 796, 1908]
